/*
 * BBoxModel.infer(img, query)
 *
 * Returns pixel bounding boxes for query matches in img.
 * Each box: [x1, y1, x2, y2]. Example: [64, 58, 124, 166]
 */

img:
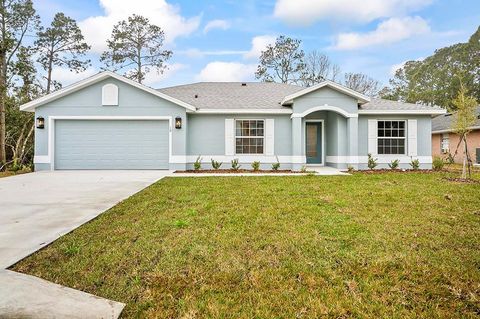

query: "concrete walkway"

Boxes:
[0, 270, 124, 319]
[0, 170, 171, 318]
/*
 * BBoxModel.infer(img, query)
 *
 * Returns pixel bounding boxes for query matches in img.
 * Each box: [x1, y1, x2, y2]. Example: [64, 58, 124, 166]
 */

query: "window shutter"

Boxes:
[408, 119, 417, 156]
[265, 119, 274, 155]
[368, 119, 377, 155]
[225, 119, 234, 155]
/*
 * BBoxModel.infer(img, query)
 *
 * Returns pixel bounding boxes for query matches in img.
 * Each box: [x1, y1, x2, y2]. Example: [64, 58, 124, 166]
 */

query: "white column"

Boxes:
[291, 116, 304, 170]
[347, 117, 359, 169]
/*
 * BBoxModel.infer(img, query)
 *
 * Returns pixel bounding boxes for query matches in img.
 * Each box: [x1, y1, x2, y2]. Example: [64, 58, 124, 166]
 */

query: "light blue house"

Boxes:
[21, 71, 445, 171]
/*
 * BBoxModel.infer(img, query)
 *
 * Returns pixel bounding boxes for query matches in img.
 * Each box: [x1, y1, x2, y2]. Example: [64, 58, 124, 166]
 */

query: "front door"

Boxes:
[306, 122, 323, 164]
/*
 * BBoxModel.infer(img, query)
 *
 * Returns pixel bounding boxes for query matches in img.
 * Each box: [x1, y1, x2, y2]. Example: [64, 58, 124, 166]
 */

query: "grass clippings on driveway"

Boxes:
[12, 172, 480, 318]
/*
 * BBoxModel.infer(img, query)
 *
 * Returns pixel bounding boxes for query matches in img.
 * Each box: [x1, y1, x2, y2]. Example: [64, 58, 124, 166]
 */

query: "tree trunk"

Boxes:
[462, 134, 467, 180]
[46, 51, 53, 94]
[0, 8, 6, 166]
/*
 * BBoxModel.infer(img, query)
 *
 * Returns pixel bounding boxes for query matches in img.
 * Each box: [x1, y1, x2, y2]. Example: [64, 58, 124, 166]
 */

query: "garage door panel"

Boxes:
[55, 120, 169, 170]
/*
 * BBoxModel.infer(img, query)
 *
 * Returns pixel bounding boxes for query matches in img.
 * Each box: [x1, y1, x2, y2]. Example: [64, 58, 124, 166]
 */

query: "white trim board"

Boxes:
[282, 80, 370, 105]
[195, 109, 292, 114]
[170, 155, 306, 164]
[36, 116, 173, 170]
[358, 109, 446, 115]
[292, 105, 358, 118]
[21, 71, 196, 112]
[326, 155, 432, 164]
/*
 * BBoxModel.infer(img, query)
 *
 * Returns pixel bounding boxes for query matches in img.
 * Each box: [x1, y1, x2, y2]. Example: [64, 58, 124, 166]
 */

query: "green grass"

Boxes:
[12, 172, 480, 318]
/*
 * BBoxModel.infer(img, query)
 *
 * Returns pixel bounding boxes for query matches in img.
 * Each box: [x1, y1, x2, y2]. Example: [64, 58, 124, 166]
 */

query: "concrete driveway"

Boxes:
[0, 170, 171, 318]
[0, 170, 171, 269]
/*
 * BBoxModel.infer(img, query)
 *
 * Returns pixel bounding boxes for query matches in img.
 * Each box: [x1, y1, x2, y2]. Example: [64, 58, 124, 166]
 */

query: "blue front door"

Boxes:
[306, 122, 323, 164]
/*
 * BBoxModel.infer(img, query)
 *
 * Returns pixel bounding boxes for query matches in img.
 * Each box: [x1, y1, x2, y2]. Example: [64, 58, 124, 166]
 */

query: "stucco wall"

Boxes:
[358, 114, 432, 169]
[185, 113, 293, 169]
[292, 87, 358, 115]
[34, 78, 187, 170]
[433, 130, 480, 164]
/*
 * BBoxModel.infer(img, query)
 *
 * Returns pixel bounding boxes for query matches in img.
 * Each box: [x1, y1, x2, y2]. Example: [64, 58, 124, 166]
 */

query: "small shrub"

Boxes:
[432, 157, 444, 171]
[446, 153, 454, 164]
[231, 158, 241, 171]
[211, 159, 222, 170]
[410, 159, 420, 170]
[63, 242, 80, 256]
[367, 153, 378, 170]
[271, 157, 280, 171]
[388, 159, 400, 170]
[251, 161, 260, 171]
[347, 165, 355, 173]
[300, 165, 307, 173]
[193, 156, 202, 171]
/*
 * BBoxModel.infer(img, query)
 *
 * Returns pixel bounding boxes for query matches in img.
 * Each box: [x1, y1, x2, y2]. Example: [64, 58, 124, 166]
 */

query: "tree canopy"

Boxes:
[101, 14, 172, 84]
[382, 27, 480, 109]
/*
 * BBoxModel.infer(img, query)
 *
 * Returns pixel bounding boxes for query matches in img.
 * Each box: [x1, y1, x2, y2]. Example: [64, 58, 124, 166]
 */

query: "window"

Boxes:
[377, 120, 406, 155]
[441, 133, 449, 153]
[235, 120, 264, 154]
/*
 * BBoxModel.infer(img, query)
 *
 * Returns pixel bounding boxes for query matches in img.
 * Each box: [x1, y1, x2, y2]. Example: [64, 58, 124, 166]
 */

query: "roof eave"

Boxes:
[358, 109, 447, 116]
[281, 80, 371, 106]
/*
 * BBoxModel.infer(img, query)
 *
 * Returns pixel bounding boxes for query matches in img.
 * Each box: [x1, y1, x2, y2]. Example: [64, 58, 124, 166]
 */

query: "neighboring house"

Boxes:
[432, 106, 480, 164]
[21, 71, 445, 171]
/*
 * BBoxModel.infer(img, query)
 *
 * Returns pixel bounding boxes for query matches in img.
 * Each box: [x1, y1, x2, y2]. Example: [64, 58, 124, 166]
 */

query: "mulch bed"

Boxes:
[353, 169, 438, 174]
[174, 169, 303, 174]
[443, 177, 480, 184]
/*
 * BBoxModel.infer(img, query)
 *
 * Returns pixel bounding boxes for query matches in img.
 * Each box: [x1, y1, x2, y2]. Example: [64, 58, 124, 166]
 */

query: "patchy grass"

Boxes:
[13, 172, 480, 318]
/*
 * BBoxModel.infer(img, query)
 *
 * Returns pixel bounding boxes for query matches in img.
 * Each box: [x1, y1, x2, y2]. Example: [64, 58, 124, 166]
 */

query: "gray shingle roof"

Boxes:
[158, 82, 446, 113]
[158, 82, 303, 109]
[432, 106, 480, 132]
[360, 98, 445, 111]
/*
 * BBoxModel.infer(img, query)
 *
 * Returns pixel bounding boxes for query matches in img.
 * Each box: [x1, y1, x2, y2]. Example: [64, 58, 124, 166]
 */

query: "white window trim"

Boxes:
[234, 119, 265, 155]
[38, 116, 173, 170]
[441, 133, 450, 153]
[376, 119, 407, 156]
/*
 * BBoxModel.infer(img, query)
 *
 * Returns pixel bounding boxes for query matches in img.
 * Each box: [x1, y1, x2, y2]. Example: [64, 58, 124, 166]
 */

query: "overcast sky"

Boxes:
[36, 0, 480, 88]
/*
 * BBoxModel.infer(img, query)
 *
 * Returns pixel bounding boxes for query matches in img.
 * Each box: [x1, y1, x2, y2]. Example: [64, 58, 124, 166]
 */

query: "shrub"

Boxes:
[231, 158, 241, 171]
[300, 165, 307, 173]
[251, 161, 260, 171]
[271, 157, 280, 171]
[193, 156, 202, 171]
[388, 159, 400, 170]
[211, 159, 222, 170]
[446, 153, 454, 164]
[347, 165, 355, 173]
[410, 159, 420, 170]
[432, 157, 444, 171]
[367, 153, 378, 170]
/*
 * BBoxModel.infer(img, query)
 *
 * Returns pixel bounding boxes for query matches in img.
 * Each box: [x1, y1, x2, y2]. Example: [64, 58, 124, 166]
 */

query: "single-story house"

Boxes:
[21, 71, 446, 171]
[432, 106, 480, 164]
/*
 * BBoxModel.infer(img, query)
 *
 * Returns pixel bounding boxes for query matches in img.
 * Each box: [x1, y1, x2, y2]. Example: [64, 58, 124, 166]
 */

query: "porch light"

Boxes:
[175, 116, 182, 129]
[36, 116, 45, 129]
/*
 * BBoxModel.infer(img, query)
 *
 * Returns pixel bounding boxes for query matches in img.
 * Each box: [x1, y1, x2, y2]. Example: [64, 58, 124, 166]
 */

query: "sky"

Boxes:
[35, 0, 480, 89]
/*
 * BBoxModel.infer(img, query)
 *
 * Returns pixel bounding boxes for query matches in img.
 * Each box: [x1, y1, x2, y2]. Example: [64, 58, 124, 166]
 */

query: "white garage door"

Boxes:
[54, 120, 169, 170]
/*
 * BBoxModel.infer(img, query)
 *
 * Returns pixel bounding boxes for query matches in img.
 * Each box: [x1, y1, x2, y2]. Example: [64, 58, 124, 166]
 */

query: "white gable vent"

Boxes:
[102, 83, 118, 106]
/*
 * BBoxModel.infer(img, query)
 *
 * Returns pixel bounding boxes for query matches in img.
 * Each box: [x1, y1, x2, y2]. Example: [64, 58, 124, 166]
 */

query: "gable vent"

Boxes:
[102, 83, 118, 106]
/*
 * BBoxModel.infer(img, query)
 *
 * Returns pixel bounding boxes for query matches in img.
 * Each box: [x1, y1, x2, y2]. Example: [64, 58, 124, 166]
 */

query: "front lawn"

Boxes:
[13, 172, 480, 318]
